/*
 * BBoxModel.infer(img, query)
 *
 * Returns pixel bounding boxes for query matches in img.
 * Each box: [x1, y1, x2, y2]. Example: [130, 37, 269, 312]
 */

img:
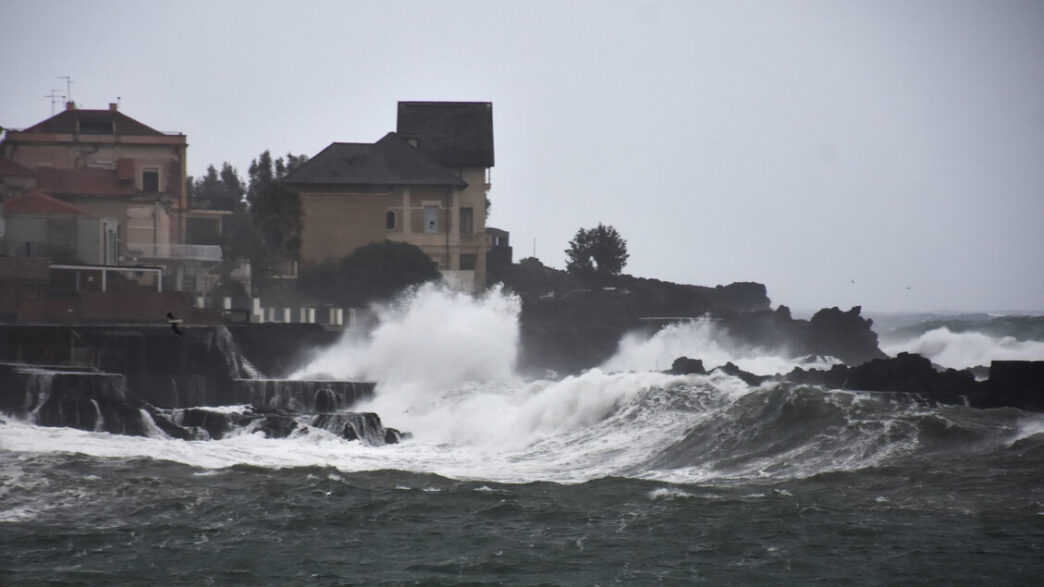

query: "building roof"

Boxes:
[0, 157, 34, 177]
[34, 167, 136, 197]
[397, 102, 494, 168]
[3, 190, 93, 216]
[19, 105, 168, 137]
[285, 132, 467, 188]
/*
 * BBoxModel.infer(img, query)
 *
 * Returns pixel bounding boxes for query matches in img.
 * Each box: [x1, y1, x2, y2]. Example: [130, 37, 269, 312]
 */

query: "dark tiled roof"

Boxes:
[4, 190, 93, 216]
[20, 107, 168, 137]
[285, 133, 467, 188]
[35, 167, 135, 196]
[397, 102, 494, 167]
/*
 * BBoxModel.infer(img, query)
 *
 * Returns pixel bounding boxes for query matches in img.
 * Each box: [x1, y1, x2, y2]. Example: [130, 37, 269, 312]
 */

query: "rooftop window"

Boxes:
[78, 119, 114, 134]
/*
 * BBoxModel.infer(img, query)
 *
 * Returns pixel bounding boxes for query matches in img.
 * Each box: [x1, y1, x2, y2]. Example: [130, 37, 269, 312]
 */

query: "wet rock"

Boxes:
[783, 364, 849, 389]
[669, 357, 706, 375]
[257, 413, 299, 439]
[712, 362, 768, 386]
[982, 361, 1044, 411]
[175, 408, 235, 440]
[0, 367, 150, 436]
[808, 306, 888, 366]
[231, 379, 375, 412]
[312, 412, 397, 446]
[842, 352, 977, 402]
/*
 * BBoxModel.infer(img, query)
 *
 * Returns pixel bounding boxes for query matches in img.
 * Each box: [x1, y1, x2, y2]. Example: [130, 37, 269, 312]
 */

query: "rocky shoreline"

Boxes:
[0, 325, 404, 444]
[2, 270, 1043, 443]
[500, 260, 887, 374]
[668, 353, 1044, 412]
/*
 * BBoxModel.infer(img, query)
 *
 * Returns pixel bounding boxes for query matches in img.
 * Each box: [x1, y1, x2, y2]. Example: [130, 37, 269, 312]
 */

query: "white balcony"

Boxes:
[127, 243, 222, 262]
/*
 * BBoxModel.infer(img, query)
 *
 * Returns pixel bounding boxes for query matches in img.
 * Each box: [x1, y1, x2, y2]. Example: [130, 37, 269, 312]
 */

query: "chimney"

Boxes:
[109, 102, 118, 112]
[65, 101, 76, 111]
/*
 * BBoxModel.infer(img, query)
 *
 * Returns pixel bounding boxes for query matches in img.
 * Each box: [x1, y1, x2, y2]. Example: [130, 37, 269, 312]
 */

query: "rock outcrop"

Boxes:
[0, 363, 403, 445]
[980, 361, 1044, 412]
[808, 306, 888, 366]
[669, 353, 1044, 412]
[499, 260, 887, 374]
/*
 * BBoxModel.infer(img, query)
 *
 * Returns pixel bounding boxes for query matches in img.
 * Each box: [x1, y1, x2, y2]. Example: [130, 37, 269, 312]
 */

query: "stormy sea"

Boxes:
[3, 287, 1043, 585]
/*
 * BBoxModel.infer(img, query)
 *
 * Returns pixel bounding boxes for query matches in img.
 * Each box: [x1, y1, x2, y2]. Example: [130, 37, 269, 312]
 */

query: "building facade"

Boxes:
[286, 102, 494, 291]
[0, 102, 219, 292]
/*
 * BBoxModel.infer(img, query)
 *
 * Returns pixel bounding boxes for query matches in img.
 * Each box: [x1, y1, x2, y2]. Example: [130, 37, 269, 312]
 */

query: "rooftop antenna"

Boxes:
[59, 75, 73, 103]
[45, 89, 65, 115]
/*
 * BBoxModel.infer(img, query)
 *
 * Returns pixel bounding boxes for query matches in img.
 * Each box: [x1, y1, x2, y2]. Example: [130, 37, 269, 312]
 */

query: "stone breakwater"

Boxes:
[0, 322, 405, 444]
[0, 363, 404, 444]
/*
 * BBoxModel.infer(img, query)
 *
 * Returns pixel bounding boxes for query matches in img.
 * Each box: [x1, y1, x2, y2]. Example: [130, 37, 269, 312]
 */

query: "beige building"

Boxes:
[1, 102, 219, 292]
[286, 102, 494, 291]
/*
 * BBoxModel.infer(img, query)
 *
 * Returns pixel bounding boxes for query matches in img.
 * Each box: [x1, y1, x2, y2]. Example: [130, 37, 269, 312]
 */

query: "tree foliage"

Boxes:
[565, 223, 629, 282]
[246, 150, 308, 259]
[298, 240, 441, 307]
[187, 163, 244, 211]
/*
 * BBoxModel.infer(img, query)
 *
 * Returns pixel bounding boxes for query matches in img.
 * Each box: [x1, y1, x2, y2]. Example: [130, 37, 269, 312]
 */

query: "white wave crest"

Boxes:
[883, 327, 1044, 370]
[600, 317, 838, 375]
[291, 283, 520, 388]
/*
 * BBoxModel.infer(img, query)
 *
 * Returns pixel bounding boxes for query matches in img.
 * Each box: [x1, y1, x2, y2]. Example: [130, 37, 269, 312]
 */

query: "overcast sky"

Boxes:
[3, 0, 1043, 313]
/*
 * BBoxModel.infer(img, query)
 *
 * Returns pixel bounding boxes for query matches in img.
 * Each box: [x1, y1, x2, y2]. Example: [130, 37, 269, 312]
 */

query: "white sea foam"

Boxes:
[1009, 416, 1044, 446]
[1, 286, 1017, 486]
[291, 283, 520, 387]
[883, 327, 1044, 370]
[601, 317, 839, 375]
[648, 487, 697, 500]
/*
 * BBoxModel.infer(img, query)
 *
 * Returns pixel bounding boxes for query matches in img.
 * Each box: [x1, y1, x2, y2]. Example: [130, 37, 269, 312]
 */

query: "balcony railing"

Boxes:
[127, 243, 222, 262]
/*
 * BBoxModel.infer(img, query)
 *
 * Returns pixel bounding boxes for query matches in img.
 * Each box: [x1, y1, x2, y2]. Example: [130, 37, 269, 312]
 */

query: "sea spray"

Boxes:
[6, 300, 1043, 486]
[5, 313, 1044, 585]
[600, 317, 839, 375]
[882, 326, 1044, 369]
[292, 283, 520, 387]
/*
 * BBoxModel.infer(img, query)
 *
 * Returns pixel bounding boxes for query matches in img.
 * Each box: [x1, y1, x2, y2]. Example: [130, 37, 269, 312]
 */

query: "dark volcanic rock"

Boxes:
[981, 361, 1044, 411]
[711, 362, 769, 386]
[669, 357, 706, 375]
[312, 412, 398, 446]
[666, 353, 1044, 411]
[784, 364, 849, 389]
[843, 352, 977, 402]
[808, 306, 888, 365]
[231, 379, 375, 412]
[720, 305, 811, 355]
[257, 413, 299, 439]
[175, 407, 235, 440]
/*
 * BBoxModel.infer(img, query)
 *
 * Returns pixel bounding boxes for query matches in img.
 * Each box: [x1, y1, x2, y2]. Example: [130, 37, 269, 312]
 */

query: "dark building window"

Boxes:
[460, 207, 474, 235]
[386, 211, 396, 230]
[142, 169, 159, 193]
[460, 254, 477, 271]
[78, 119, 113, 134]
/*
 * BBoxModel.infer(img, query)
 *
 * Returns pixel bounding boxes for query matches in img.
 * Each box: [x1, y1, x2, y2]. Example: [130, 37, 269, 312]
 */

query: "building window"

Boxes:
[424, 205, 439, 233]
[142, 169, 159, 193]
[460, 207, 474, 236]
[386, 211, 396, 230]
[78, 119, 114, 134]
[460, 254, 477, 271]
